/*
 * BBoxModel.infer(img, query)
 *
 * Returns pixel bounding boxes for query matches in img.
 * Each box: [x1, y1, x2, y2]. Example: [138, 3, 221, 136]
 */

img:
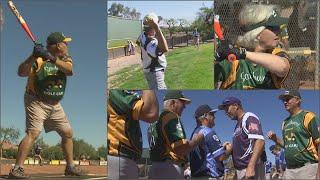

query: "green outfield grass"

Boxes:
[108, 39, 136, 48]
[108, 43, 214, 89]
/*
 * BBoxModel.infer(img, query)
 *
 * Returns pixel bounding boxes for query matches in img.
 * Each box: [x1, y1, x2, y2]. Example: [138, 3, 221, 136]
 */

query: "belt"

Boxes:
[26, 91, 59, 105]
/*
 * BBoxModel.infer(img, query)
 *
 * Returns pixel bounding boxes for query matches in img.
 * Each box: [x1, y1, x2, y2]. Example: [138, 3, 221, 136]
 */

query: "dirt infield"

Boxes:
[0, 164, 106, 179]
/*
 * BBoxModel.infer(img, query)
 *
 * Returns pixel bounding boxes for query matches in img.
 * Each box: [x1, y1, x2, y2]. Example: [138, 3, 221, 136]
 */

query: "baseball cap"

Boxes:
[194, 104, 218, 119]
[278, 90, 301, 100]
[163, 90, 191, 104]
[240, 10, 288, 32]
[143, 12, 159, 25]
[218, 97, 242, 110]
[47, 32, 72, 45]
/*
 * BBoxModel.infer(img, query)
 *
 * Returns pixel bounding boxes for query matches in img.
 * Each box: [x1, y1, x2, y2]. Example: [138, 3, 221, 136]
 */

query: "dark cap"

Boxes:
[163, 90, 191, 104]
[194, 104, 218, 119]
[47, 32, 72, 45]
[241, 10, 288, 32]
[218, 97, 242, 110]
[278, 90, 301, 100]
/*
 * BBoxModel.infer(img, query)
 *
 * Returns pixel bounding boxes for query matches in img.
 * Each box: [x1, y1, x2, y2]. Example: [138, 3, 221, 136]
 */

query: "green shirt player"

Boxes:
[268, 90, 320, 179]
[107, 90, 158, 179]
[214, 4, 290, 89]
[148, 90, 206, 179]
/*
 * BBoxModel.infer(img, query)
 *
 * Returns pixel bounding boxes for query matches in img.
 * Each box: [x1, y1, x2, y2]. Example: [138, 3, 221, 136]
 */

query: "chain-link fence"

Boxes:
[215, 0, 319, 89]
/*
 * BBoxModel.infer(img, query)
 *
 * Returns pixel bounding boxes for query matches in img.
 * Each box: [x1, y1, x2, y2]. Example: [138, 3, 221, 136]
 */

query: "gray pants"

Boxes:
[283, 163, 317, 179]
[148, 161, 184, 179]
[236, 162, 266, 180]
[144, 70, 167, 90]
[107, 155, 138, 179]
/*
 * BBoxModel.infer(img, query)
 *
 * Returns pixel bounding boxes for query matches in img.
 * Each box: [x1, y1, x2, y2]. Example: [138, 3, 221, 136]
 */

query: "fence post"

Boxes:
[316, 0, 320, 89]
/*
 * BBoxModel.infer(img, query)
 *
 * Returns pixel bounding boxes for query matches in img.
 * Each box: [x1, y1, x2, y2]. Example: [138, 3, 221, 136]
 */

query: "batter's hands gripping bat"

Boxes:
[8, 1, 36, 43]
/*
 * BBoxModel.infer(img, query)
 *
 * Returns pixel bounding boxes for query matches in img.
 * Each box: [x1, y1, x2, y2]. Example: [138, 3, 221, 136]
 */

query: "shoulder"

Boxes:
[160, 110, 179, 126]
[272, 47, 289, 60]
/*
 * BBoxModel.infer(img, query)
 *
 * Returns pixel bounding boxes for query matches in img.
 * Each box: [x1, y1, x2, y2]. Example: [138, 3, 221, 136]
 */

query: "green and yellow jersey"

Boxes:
[282, 110, 320, 168]
[214, 48, 289, 89]
[107, 90, 144, 161]
[26, 57, 72, 101]
[148, 109, 188, 163]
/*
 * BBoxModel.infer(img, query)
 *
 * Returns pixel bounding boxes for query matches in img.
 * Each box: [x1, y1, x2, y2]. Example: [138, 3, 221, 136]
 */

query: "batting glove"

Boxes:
[32, 43, 45, 58]
[215, 40, 247, 62]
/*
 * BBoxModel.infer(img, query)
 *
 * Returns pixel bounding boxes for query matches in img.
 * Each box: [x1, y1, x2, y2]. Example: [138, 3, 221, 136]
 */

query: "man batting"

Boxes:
[9, 32, 84, 179]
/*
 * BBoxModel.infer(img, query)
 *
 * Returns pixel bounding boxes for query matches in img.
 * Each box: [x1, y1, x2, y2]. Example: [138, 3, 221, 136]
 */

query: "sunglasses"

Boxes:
[266, 26, 281, 35]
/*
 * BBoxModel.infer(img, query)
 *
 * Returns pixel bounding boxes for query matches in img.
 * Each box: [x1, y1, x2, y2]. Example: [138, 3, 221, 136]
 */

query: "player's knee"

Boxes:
[26, 130, 41, 141]
[59, 128, 73, 139]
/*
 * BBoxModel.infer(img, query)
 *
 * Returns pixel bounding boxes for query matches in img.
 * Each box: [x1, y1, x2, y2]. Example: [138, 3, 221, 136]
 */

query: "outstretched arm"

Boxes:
[245, 51, 290, 77]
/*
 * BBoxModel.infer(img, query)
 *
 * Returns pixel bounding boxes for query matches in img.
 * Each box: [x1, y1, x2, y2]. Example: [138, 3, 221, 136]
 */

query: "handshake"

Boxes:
[32, 43, 56, 63]
[215, 40, 247, 62]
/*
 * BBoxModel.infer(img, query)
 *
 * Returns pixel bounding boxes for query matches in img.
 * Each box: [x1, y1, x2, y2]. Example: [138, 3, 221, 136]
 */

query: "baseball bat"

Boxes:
[7, 1, 36, 43]
[214, 15, 237, 62]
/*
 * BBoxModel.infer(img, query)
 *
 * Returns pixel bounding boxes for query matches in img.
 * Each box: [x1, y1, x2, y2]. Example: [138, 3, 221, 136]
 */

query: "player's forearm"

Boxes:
[54, 58, 73, 75]
[174, 134, 204, 156]
[274, 137, 284, 147]
[140, 90, 159, 122]
[247, 139, 265, 169]
[155, 27, 169, 53]
[245, 51, 290, 77]
[18, 55, 35, 77]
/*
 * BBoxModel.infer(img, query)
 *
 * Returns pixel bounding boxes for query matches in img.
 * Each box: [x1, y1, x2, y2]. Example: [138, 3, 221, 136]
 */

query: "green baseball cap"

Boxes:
[47, 32, 72, 45]
[278, 90, 301, 100]
[241, 10, 288, 32]
[163, 90, 191, 104]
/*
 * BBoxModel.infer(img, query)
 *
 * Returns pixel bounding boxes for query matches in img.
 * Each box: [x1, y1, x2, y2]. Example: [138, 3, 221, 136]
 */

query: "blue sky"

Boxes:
[139, 90, 320, 164]
[1, 0, 106, 148]
[107, 1, 213, 22]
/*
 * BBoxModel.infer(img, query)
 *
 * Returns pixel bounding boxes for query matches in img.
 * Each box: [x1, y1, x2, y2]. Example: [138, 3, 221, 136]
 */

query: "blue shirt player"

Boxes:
[190, 105, 232, 178]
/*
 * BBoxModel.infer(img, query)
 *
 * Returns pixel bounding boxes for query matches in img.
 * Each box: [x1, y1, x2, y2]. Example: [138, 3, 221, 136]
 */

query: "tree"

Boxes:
[3, 148, 18, 159]
[108, 3, 141, 20]
[158, 16, 164, 24]
[0, 127, 20, 159]
[97, 145, 107, 160]
[177, 18, 190, 33]
[108, 3, 124, 17]
[42, 145, 64, 160]
[164, 18, 178, 37]
[191, 4, 215, 40]
[73, 138, 98, 160]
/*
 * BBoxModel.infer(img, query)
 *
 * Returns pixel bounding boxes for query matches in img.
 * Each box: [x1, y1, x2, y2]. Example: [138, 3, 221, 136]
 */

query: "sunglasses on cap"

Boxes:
[281, 96, 300, 102]
[266, 26, 281, 35]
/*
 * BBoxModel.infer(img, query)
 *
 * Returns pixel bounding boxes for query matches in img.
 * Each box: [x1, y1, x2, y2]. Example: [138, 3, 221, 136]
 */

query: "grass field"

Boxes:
[108, 43, 214, 89]
[108, 39, 136, 48]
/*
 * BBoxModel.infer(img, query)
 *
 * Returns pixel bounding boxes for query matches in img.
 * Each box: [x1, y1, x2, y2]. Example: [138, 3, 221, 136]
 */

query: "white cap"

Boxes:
[144, 12, 159, 24]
